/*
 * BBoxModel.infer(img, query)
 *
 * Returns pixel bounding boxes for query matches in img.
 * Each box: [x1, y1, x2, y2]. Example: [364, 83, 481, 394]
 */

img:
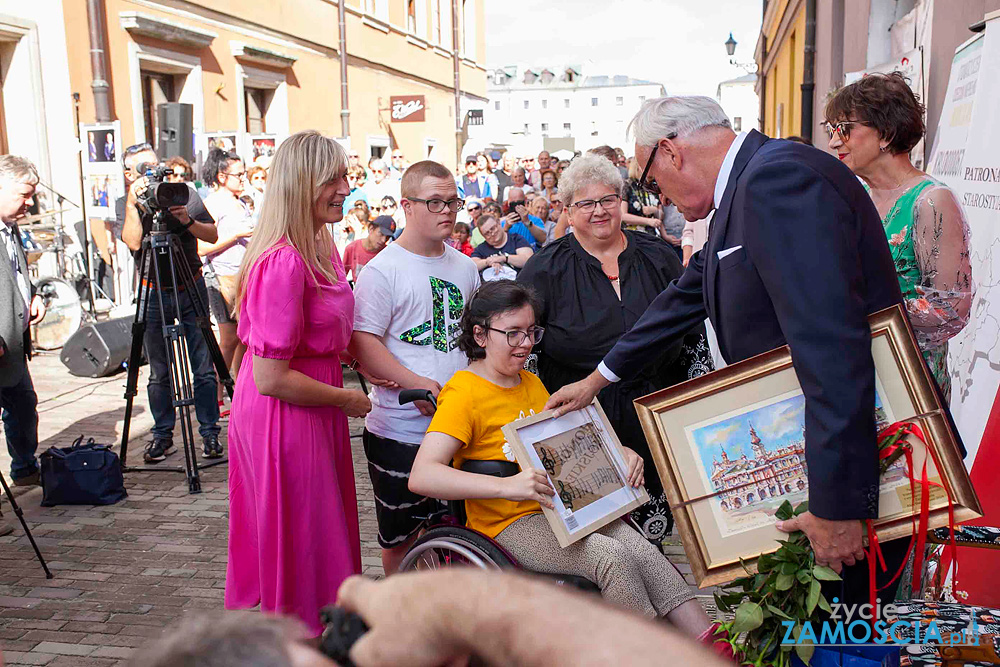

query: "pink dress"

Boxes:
[225, 244, 361, 636]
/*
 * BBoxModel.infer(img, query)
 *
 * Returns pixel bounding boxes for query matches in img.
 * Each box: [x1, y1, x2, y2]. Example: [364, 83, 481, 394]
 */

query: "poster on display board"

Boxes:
[249, 134, 284, 167]
[927, 33, 984, 191]
[845, 47, 926, 169]
[79, 122, 125, 220]
[932, 11, 1000, 606]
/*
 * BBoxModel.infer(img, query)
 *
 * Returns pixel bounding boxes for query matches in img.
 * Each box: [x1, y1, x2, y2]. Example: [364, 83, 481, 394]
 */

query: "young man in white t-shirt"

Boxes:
[350, 161, 480, 574]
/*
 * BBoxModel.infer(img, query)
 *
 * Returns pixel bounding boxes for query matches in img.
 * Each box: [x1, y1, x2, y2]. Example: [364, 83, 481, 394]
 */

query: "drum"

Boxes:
[33, 277, 82, 350]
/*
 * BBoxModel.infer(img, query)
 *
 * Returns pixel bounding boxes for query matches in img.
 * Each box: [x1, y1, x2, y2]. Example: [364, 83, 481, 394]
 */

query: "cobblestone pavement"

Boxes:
[0, 352, 704, 666]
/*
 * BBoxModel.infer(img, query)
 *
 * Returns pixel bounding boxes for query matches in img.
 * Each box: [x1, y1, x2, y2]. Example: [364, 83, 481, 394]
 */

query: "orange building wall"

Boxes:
[63, 0, 486, 165]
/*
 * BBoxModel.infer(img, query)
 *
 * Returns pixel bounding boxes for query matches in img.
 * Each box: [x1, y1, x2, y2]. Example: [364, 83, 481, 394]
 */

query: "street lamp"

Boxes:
[724, 32, 757, 74]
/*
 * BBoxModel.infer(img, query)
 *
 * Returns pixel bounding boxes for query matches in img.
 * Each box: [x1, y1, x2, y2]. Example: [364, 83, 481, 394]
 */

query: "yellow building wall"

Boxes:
[62, 0, 486, 169]
[761, 2, 805, 139]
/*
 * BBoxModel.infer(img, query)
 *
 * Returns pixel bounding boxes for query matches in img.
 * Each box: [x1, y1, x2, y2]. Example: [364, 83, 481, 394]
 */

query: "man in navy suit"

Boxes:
[546, 96, 905, 599]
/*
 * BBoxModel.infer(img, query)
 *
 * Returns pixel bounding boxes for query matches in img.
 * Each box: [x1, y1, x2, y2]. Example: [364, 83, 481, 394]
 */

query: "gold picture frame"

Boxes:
[502, 400, 650, 547]
[634, 305, 982, 588]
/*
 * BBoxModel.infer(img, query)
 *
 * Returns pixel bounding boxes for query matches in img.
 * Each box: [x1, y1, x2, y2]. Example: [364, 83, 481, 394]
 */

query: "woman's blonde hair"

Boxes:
[235, 131, 347, 312]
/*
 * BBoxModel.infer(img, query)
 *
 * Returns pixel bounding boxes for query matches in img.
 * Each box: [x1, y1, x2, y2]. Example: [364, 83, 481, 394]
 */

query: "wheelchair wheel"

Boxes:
[398, 526, 517, 572]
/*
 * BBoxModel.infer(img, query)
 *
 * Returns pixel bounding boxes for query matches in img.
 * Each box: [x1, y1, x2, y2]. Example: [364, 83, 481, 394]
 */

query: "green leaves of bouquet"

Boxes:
[712, 500, 841, 667]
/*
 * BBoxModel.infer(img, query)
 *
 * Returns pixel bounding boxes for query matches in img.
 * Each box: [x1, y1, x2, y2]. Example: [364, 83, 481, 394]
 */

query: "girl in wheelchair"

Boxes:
[409, 280, 712, 637]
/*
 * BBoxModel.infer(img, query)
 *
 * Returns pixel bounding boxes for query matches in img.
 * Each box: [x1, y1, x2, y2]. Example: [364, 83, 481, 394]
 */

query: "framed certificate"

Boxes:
[634, 304, 981, 587]
[502, 400, 649, 547]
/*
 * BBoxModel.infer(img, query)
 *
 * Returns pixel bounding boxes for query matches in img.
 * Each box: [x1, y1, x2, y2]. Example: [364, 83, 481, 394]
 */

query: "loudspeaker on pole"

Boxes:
[155, 102, 194, 164]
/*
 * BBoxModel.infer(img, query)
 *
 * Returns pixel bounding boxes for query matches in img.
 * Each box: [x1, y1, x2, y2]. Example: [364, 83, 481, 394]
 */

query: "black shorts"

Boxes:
[363, 429, 446, 549]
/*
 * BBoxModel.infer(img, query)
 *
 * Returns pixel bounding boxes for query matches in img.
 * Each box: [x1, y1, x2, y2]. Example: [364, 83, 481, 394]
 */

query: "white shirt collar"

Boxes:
[713, 131, 749, 210]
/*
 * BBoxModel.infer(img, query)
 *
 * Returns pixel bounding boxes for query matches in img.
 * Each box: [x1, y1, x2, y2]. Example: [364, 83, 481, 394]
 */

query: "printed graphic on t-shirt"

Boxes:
[399, 276, 464, 352]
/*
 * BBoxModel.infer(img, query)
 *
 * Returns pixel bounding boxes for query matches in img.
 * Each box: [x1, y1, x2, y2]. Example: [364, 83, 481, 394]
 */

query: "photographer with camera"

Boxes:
[115, 143, 223, 463]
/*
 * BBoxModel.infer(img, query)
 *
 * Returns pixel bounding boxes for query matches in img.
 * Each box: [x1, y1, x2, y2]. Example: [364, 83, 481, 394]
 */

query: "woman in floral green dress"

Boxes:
[824, 72, 973, 401]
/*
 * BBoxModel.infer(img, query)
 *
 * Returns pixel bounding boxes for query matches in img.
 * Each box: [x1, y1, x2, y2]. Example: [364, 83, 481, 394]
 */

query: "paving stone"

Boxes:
[91, 646, 134, 659]
[29, 641, 96, 656]
[0, 651, 57, 665]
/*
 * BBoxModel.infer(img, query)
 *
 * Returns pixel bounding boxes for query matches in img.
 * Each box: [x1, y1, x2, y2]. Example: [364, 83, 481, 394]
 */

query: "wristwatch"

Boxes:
[502, 253, 509, 265]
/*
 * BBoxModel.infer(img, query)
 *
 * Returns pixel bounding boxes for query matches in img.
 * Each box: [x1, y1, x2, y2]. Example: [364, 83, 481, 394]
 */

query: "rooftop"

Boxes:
[488, 64, 665, 92]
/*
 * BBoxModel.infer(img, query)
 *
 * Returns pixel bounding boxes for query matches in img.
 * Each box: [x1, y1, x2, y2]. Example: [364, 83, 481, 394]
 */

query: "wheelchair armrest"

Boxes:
[460, 460, 520, 478]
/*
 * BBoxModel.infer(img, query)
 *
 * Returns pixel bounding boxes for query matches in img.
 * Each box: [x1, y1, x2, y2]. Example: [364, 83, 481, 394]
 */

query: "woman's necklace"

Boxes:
[603, 231, 627, 281]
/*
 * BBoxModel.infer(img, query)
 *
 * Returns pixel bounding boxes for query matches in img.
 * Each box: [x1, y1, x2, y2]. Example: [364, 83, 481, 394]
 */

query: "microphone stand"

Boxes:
[70, 92, 99, 318]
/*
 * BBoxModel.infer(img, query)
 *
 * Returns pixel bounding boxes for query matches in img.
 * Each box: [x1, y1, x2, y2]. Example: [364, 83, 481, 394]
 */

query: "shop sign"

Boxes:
[391, 95, 426, 122]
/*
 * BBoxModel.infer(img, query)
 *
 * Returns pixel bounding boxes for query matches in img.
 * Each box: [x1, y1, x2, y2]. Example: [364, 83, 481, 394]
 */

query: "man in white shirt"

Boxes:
[0, 156, 47, 534]
[350, 161, 479, 575]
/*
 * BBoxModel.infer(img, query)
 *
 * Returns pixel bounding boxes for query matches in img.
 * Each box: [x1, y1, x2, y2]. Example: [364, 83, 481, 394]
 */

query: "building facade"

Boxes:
[0, 1, 81, 212]
[711, 424, 808, 512]
[717, 73, 760, 134]
[475, 65, 666, 155]
[756, 0, 1000, 152]
[0, 0, 486, 205]
[60, 0, 486, 170]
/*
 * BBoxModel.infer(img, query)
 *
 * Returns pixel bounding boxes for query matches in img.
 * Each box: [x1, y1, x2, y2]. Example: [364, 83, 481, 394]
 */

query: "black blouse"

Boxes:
[517, 230, 694, 391]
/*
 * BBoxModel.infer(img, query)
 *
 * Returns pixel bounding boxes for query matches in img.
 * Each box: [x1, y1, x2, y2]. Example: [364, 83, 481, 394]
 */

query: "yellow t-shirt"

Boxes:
[428, 369, 548, 538]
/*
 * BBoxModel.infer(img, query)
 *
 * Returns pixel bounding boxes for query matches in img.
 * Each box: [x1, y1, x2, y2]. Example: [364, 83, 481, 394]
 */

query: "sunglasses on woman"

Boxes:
[821, 120, 867, 141]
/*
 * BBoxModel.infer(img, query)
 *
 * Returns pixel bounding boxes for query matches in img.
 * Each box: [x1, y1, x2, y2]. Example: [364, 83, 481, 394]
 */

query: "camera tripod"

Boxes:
[0, 473, 52, 578]
[118, 211, 235, 494]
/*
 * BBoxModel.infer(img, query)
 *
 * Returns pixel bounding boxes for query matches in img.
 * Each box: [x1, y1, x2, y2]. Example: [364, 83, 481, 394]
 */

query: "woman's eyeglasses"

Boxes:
[487, 326, 544, 347]
[821, 120, 866, 140]
[569, 194, 621, 215]
[408, 197, 465, 213]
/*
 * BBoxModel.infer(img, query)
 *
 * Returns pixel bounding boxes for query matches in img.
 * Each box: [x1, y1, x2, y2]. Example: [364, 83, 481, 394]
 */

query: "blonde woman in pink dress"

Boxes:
[226, 131, 372, 636]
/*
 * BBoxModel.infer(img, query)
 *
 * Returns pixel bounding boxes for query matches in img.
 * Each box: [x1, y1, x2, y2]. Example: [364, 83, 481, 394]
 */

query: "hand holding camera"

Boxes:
[127, 176, 149, 204]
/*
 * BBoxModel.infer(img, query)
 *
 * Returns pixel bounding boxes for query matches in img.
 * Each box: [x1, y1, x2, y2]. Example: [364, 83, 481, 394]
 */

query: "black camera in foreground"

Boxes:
[135, 162, 190, 212]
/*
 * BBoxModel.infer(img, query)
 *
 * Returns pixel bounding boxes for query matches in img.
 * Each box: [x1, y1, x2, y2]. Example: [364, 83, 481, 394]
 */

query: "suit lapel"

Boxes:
[0, 227, 17, 286]
[0, 225, 27, 312]
[704, 130, 769, 331]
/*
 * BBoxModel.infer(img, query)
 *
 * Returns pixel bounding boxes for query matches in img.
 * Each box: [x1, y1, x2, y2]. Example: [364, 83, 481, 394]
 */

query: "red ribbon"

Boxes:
[864, 421, 959, 624]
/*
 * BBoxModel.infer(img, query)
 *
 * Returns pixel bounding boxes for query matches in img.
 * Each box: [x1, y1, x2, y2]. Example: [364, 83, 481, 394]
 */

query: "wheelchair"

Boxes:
[395, 389, 600, 592]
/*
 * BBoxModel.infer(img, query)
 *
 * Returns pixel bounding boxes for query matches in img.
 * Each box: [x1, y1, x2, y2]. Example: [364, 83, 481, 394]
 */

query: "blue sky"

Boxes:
[484, 0, 764, 97]
[692, 393, 806, 470]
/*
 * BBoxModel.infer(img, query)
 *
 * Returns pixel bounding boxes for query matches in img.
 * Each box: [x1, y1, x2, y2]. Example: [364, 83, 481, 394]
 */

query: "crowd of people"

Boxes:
[0, 68, 977, 667]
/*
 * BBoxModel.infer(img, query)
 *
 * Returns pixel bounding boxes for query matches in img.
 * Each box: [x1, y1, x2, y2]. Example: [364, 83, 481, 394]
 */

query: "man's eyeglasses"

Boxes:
[225, 171, 246, 179]
[487, 326, 544, 347]
[821, 120, 866, 141]
[569, 193, 621, 215]
[408, 197, 465, 213]
[637, 132, 676, 198]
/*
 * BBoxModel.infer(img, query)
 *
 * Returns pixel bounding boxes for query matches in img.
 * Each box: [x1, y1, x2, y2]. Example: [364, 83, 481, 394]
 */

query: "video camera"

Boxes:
[135, 162, 190, 213]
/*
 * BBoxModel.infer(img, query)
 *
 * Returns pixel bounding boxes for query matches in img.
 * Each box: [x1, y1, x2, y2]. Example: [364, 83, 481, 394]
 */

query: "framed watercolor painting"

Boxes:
[502, 400, 649, 547]
[634, 305, 981, 588]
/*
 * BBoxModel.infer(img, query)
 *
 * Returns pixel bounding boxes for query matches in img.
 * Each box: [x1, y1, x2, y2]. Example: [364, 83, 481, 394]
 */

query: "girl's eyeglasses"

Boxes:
[486, 326, 544, 347]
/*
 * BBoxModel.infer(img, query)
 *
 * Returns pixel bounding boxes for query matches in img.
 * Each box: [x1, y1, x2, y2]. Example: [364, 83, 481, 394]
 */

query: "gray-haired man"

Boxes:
[546, 95, 908, 604]
[0, 156, 46, 534]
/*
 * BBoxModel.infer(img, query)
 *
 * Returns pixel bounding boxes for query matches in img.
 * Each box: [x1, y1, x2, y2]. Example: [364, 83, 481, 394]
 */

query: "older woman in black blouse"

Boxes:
[517, 154, 713, 542]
